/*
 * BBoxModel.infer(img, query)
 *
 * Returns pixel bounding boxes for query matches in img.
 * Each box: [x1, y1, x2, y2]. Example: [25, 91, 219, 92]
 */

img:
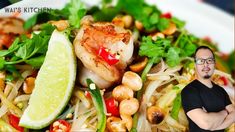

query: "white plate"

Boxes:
[0, 0, 234, 53]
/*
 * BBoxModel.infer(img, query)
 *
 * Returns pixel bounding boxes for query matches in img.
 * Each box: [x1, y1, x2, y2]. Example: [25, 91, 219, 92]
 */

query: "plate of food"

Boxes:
[0, 0, 234, 131]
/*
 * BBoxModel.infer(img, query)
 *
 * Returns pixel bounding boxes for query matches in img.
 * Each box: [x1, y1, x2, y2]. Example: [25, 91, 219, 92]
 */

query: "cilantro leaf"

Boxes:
[157, 18, 170, 31]
[171, 17, 185, 29]
[149, 12, 159, 25]
[15, 40, 33, 59]
[139, 36, 172, 64]
[184, 43, 197, 56]
[25, 55, 45, 68]
[0, 38, 20, 57]
[166, 47, 181, 67]
[68, 0, 87, 28]
[139, 31, 198, 68]
[2, 24, 55, 70]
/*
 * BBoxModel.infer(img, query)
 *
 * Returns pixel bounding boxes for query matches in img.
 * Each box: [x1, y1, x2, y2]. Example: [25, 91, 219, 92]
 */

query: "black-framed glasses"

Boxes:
[195, 58, 215, 65]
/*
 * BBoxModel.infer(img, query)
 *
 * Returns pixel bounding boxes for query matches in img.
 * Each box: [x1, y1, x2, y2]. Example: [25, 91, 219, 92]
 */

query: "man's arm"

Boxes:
[186, 108, 228, 130]
[226, 104, 235, 113]
[210, 104, 235, 130]
[210, 110, 235, 130]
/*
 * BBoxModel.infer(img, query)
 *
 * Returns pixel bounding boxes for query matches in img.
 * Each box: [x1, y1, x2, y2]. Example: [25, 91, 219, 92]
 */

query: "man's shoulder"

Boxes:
[182, 80, 199, 94]
[212, 82, 227, 93]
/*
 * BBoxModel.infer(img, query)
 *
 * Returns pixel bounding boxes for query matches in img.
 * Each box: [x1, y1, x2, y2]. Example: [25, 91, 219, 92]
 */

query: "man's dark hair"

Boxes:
[194, 46, 215, 59]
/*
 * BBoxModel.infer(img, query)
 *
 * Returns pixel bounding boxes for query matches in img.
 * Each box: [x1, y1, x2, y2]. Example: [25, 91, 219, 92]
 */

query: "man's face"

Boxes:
[195, 49, 215, 79]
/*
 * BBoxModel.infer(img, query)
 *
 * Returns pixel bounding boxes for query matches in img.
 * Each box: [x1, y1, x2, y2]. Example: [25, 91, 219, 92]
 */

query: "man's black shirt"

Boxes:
[181, 79, 232, 132]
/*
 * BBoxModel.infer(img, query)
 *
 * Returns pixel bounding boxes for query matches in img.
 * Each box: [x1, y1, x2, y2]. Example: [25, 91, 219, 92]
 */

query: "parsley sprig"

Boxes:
[0, 24, 55, 71]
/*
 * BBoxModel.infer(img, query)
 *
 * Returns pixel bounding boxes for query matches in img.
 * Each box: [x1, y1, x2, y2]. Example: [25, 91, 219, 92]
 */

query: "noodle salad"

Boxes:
[0, 0, 234, 131]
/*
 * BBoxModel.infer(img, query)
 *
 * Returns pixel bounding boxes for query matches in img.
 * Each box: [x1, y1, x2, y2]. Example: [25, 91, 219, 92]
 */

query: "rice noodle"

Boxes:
[71, 109, 96, 130]
[74, 90, 91, 108]
[3, 83, 14, 96]
[156, 86, 177, 109]
[165, 115, 186, 131]
[152, 121, 170, 132]
[7, 70, 32, 101]
[0, 70, 32, 117]
[137, 98, 152, 131]
[178, 108, 188, 127]
[89, 116, 97, 124]
[0, 90, 22, 117]
[148, 59, 166, 74]
[0, 105, 8, 118]
[13, 94, 31, 104]
[73, 98, 80, 121]
[77, 107, 95, 117]
[145, 80, 164, 104]
[147, 74, 171, 81]
[147, 65, 182, 77]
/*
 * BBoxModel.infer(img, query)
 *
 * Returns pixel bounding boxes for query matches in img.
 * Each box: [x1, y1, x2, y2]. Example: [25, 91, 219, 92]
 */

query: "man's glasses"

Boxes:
[195, 58, 215, 65]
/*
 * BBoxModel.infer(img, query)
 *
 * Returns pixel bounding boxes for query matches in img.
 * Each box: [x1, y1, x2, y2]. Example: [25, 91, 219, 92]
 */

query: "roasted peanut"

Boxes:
[120, 114, 132, 131]
[151, 32, 165, 41]
[49, 20, 69, 31]
[107, 116, 126, 132]
[129, 57, 148, 73]
[162, 22, 177, 35]
[119, 98, 139, 115]
[112, 85, 134, 102]
[135, 20, 144, 31]
[122, 15, 133, 28]
[122, 71, 142, 91]
[147, 106, 165, 124]
[23, 77, 35, 94]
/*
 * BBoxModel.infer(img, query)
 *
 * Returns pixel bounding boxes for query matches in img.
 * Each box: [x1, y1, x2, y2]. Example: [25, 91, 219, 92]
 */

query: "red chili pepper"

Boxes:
[85, 91, 91, 99]
[203, 36, 212, 43]
[105, 97, 119, 117]
[220, 76, 228, 86]
[160, 12, 172, 19]
[8, 114, 24, 132]
[97, 47, 119, 65]
[50, 120, 71, 132]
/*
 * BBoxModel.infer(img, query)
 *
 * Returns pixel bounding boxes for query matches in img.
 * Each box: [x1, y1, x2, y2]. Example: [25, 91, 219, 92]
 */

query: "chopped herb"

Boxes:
[171, 17, 185, 29]
[68, 0, 86, 28]
[157, 18, 170, 31]
[0, 24, 55, 73]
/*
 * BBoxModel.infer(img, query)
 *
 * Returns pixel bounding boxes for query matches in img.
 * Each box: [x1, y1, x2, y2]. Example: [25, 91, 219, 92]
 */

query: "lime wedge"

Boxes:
[19, 30, 76, 129]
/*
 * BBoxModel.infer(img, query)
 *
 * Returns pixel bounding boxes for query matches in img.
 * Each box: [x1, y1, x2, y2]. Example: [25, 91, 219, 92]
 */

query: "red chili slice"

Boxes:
[105, 97, 120, 117]
[97, 47, 119, 65]
[8, 114, 24, 132]
[49, 119, 71, 132]
[160, 12, 172, 19]
[219, 76, 228, 86]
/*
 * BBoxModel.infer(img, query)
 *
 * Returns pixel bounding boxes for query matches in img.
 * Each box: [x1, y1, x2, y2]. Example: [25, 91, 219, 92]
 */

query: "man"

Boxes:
[181, 46, 235, 132]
